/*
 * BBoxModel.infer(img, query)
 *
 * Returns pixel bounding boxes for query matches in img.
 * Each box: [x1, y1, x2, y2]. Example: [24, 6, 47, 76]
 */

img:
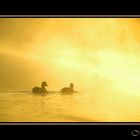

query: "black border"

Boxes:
[0, 123, 139, 138]
[1, 1, 140, 15]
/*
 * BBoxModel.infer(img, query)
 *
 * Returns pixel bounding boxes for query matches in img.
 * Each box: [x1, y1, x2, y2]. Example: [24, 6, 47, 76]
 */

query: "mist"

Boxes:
[0, 18, 140, 90]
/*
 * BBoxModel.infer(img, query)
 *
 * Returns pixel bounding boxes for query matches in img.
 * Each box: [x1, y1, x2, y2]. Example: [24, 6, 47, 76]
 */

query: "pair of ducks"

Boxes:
[32, 81, 75, 94]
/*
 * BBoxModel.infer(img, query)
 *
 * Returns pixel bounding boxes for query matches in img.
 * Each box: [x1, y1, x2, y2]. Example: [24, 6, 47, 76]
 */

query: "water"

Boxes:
[0, 91, 98, 122]
[0, 90, 140, 122]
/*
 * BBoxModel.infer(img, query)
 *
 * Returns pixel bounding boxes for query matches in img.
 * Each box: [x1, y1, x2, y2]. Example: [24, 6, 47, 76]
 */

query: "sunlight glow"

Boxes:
[1, 18, 140, 121]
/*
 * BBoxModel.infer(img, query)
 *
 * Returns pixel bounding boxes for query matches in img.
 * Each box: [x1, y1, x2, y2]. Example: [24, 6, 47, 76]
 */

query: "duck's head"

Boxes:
[42, 81, 48, 87]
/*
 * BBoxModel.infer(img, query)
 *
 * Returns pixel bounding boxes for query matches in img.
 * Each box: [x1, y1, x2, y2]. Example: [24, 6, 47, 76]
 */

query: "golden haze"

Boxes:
[0, 18, 140, 121]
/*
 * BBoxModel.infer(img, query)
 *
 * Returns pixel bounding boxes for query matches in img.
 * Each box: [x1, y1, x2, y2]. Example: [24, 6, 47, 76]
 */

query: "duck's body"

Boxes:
[32, 81, 48, 93]
[61, 83, 75, 93]
[32, 87, 47, 93]
[61, 87, 74, 93]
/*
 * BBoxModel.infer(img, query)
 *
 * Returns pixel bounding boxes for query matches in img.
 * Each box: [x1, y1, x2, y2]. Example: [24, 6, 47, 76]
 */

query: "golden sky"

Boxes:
[0, 18, 140, 96]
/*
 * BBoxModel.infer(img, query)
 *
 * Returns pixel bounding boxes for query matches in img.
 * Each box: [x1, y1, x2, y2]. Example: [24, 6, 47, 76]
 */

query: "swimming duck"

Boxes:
[61, 83, 74, 93]
[32, 81, 48, 93]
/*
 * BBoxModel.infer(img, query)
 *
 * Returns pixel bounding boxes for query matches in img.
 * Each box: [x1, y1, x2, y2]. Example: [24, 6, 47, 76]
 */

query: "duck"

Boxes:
[32, 81, 48, 93]
[61, 83, 74, 93]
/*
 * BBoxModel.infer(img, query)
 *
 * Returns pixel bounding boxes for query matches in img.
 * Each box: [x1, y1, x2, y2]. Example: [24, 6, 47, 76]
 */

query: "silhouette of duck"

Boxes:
[32, 81, 48, 93]
[61, 83, 74, 93]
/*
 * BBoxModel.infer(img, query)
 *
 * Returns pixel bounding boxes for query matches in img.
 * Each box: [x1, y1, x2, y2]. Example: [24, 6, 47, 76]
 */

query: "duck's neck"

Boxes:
[41, 85, 47, 91]
[70, 87, 73, 91]
[70, 84, 74, 91]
